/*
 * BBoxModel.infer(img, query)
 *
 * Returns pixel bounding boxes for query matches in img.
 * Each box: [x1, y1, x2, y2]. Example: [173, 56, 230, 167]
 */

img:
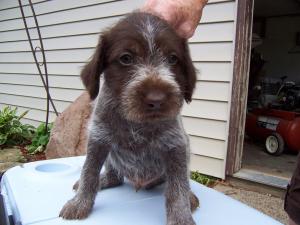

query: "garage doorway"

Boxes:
[237, 0, 300, 188]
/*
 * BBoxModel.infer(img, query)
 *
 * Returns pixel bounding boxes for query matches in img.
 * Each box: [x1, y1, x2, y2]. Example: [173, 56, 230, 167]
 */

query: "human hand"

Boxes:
[142, 0, 208, 39]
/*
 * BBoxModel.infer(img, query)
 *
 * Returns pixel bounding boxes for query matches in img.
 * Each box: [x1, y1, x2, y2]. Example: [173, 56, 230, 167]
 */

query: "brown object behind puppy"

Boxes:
[45, 92, 92, 159]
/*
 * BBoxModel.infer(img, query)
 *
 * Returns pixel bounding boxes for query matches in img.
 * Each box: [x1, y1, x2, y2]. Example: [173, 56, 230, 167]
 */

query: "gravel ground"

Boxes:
[213, 182, 288, 225]
[0, 148, 24, 173]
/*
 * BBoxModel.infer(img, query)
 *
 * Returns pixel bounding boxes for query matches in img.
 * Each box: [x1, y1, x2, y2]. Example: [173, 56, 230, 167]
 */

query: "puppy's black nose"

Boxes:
[145, 91, 166, 110]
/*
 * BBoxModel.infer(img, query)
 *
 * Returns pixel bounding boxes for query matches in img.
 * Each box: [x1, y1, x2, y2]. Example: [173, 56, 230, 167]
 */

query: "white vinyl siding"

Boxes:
[0, 0, 237, 178]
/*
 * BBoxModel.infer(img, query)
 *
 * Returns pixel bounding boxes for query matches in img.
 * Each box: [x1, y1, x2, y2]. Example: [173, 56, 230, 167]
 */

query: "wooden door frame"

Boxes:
[226, 0, 254, 175]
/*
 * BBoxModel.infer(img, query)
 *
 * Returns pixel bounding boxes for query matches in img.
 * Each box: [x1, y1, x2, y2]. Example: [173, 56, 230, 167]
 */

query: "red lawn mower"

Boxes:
[245, 108, 300, 156]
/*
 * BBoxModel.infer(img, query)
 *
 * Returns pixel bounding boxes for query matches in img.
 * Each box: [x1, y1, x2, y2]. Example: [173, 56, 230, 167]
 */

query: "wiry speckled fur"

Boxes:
[60, 12, 198, 225]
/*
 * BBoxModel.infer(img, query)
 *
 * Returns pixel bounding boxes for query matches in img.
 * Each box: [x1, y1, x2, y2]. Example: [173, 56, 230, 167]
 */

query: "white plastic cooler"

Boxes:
[0, 156, 283, 225]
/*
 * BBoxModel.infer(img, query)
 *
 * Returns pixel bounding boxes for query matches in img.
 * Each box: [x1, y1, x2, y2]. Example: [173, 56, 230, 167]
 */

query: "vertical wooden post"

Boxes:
[226, 0, 254, 175]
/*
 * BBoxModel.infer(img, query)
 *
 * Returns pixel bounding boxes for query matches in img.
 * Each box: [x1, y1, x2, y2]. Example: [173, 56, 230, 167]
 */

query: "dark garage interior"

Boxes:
[241, 0, 300, 186]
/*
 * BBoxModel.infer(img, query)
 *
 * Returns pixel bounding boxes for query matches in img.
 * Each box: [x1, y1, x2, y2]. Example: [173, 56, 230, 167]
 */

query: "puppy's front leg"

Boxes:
[164, 147, 195, 225]
[59, 137, 109, 220]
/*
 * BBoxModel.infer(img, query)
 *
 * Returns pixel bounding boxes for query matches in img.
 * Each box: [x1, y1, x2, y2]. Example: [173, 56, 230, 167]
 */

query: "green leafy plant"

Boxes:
[191, 171, 217, 187]
[0, 106, 35, 147]
[27, 123, 53, 154]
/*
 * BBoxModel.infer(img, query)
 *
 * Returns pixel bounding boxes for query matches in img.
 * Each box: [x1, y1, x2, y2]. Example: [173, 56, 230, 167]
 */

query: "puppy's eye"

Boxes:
[119, 53, 133, 66]
[167, 54, 178, 65]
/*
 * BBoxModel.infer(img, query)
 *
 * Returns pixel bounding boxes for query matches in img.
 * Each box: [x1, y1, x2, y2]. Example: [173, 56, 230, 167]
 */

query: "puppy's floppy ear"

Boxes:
[182, 41, 197, 103]
[81, 34, 107, 100]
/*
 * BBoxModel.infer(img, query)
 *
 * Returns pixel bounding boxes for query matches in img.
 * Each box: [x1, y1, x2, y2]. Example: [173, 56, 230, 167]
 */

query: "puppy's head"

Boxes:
[81, 12, 196, 123]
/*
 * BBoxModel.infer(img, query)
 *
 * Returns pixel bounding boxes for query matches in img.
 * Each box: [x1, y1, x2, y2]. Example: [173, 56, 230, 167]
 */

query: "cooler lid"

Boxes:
[2, 156, 283, 225]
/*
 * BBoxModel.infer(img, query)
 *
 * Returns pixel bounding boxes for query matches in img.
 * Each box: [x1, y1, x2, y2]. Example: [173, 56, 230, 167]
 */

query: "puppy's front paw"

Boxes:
[59, 197, 93, 220]
[167, 216, 196, 225]
[168, 221, 196, 225]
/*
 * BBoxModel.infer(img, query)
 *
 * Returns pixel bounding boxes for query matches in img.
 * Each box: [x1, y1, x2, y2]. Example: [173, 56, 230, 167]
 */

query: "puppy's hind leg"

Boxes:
[189, 191, 200, 212]
[99, 169, 124, 189]
[73, 159, 124, 191]
[144, 176, 165, 190]
[99, 158, 124, 189]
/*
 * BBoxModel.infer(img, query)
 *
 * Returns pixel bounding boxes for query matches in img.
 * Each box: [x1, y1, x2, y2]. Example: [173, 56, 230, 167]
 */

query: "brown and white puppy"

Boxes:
[59, 12, 198, 225]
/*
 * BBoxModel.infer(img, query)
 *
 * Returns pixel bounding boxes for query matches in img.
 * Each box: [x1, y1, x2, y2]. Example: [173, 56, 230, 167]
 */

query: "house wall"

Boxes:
[255, 16, 300, 83]
[0, 0, 238, 178]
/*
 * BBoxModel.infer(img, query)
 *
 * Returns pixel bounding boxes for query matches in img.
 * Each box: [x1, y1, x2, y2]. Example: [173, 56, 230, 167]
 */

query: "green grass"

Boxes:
[190, 171, 218, 187]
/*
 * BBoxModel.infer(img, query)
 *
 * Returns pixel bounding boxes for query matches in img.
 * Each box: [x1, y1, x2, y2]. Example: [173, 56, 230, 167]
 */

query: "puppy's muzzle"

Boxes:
[144, 90, 166, 111]
[121, 71, 182, 123]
